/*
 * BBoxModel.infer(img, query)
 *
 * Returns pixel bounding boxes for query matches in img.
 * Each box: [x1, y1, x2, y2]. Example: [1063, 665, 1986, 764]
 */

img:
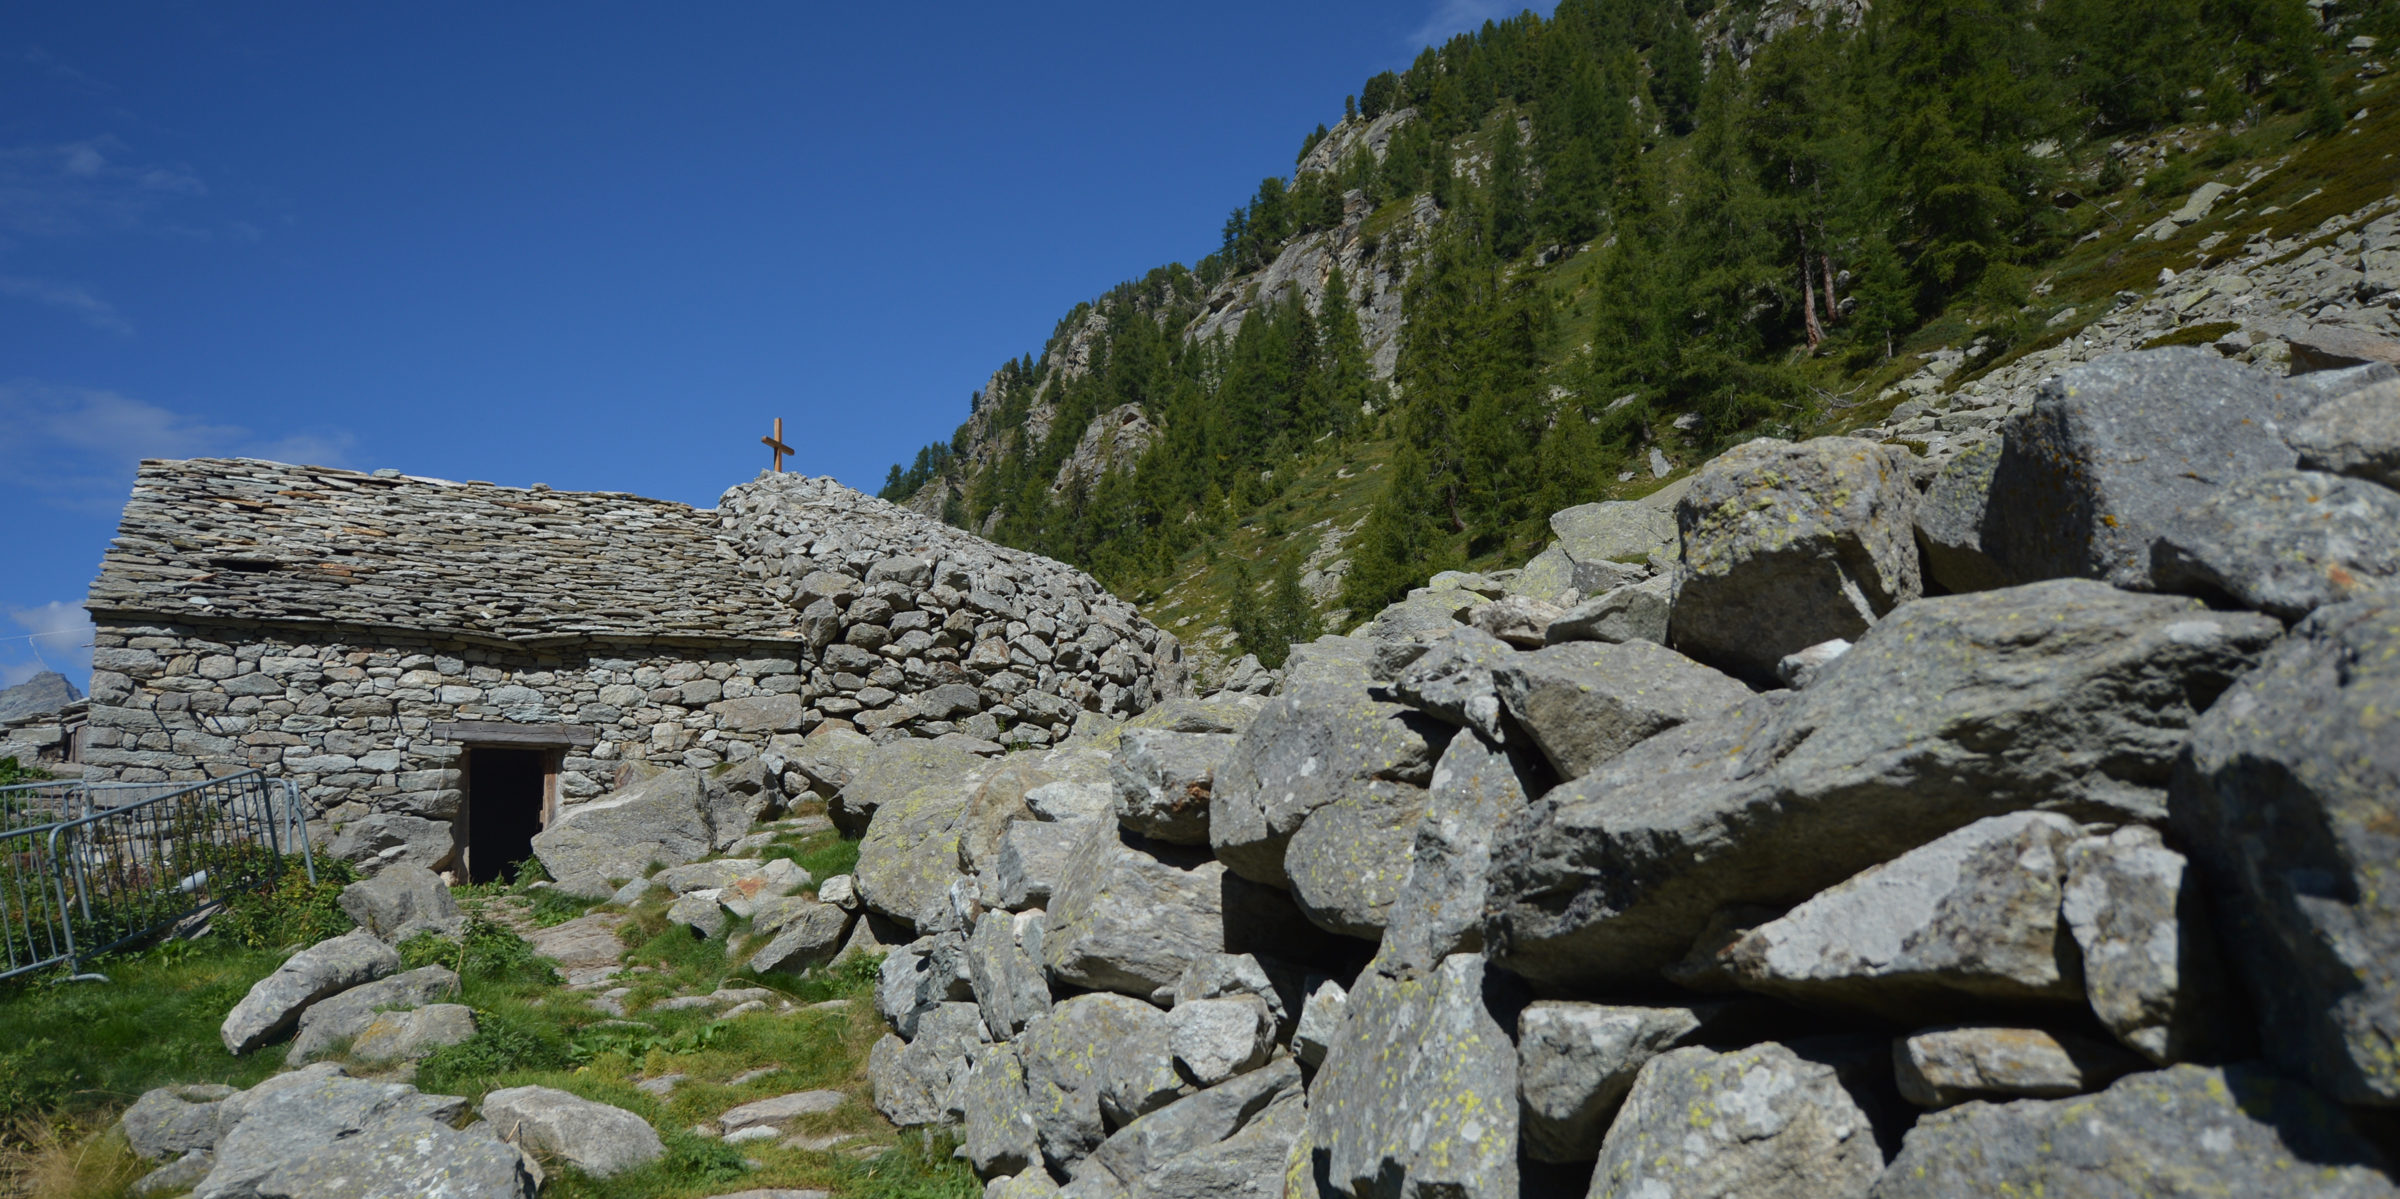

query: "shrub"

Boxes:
[413, 1010, 574, 1094]
[214, 860, 358, 950]
[396, 913, 555, 989]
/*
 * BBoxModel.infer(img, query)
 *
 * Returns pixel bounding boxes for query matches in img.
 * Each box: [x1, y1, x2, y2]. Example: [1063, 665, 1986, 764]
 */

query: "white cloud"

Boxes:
[1409, 0, 1558, 49]
[0, 381, 355, 513]
[0, 135, 208, 240]
[0, 602, 92, 688]
[0, 274, 131, 334]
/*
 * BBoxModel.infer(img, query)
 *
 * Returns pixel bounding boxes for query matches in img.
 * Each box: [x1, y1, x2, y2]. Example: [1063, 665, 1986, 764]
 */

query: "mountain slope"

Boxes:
[882, 0, 2395, 684]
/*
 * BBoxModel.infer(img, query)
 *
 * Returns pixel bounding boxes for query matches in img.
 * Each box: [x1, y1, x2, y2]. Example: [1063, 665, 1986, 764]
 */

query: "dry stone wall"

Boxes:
[81, 459, 1186, 873]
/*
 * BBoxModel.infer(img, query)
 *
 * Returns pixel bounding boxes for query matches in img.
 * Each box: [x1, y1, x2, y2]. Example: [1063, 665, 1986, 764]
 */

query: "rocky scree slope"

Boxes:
[847, 344, 2400, 1198]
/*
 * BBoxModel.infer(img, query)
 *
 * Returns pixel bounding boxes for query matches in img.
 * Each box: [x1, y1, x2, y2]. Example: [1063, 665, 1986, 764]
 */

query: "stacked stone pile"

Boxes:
[715, 472, 1186, 741]
[855, 346, 2400, 1197]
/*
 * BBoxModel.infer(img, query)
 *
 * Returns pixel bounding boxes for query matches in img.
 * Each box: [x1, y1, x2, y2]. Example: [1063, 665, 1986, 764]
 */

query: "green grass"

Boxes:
[0, 943, 294, 1124]
[766, 828, 861, 883]
[1, 879, 970, 1199]
[2142, 320, 2243, 351]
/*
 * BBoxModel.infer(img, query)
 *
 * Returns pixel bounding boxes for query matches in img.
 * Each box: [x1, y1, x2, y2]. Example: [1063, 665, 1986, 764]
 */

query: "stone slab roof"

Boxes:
[87, 458, 802, 647]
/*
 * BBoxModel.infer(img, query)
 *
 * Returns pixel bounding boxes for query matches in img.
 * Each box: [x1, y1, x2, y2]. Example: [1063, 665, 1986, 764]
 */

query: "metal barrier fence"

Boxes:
[0, 772, 313, 981]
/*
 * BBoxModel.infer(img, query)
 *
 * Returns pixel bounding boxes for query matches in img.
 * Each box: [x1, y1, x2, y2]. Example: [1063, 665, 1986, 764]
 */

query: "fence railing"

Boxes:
[0, 772, 313, 981]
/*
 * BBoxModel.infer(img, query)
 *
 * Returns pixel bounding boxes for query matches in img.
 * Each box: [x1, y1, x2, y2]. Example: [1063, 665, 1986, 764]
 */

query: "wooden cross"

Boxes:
[761, 418, 793, 473]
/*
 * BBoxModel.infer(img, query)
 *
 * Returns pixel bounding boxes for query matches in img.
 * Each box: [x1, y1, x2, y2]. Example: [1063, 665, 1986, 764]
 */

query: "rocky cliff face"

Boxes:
[848, 341, 2400, 1196]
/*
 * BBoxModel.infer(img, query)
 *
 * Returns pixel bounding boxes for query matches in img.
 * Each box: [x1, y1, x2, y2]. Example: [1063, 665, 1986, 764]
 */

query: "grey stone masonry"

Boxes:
[82, 459, 1185, 867]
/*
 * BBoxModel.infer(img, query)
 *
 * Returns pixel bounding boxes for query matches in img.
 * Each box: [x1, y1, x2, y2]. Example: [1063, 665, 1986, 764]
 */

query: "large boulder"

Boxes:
[524, 911, 623, 973]
[784, 724, 879, 807]
[2290, 374, 2400, 489]
[1016, 993, 1186, 1171]
[1209, 674, 1448, 890]
[1980, 348, 2299, 589]
[746, 899, 854, 975]
[1078, 1058, 1302, 1195]
[2061, 825, 2229, 1064]
[120, 1084, 236, 1162]
[1588, 1041, 1886, 1199]
[2287, 326, 2400, 375]
[1892, 1026, 2145, 1108]
[1494, 639, 1750, 781]
[967, 910, 1052, 1039]
[698, 758, 783, 846]
[876, 934, 972, 1041]
[1116, 1086, 1303, 1199]
[1372, 730, 1530, 974]
[1869, 1065, 2400, 1198]
[1486, 580, 2279, 992]
[1167, 995, 1276, 1087]
[959, 749, 1108, 875]
[868, 1002, 989, 1128]
[1281, 770, 1426, 941]
[1550, 500, 1678, 574]
[961, 1041, 1041, 1178]
[530, 768, 715, 885]
[1111, 730, 1235, 846]
[350, 1004, 477, 1063]
[195, 1067, 534, 1199]
[220, 930, 400, 1054]
[2149, 470, 2400, 620]
[1099, 694, 1270, 742]
[1543, 575, 1675, 646]
[1670, 437, 1921, 680]
[1719, 812, 2087, 1021]
[1388, 627, 1516, 742]
[1913, 438, 2010, 594]
[984, 817, 1090, 910]
[1307, 955, 1517, 1199]
[832, 739, 986, 835]
[288, 966, 461, 1064]
[337, 864, 461, 943]
[852, 761, 979, 931]
[2172, 594, 2400, 1105]
[481, 1086, 664, 1178]
[325, 812, 455, 876]
[1043, 822, 1227, 1002]
[1515, 1001, 1721, 1164]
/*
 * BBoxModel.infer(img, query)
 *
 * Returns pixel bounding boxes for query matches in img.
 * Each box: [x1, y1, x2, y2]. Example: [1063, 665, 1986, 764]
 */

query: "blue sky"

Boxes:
[0, 1, 1551, 688]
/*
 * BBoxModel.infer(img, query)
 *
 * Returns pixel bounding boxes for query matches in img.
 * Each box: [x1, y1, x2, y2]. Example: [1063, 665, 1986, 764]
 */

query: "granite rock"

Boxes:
[1870, 1064, 2400, 1198]
[1892, 1026, 2146, 1108]
[1589, 1041, 1885, 1199]
[221, 930, 400, 1054]
[482, 1085, 664, 1178]
[1487, 581, 2278, 992]
[1494, 638, 1750, 781]
[2173, 593, 2400, 1105]
[1671, 436, 1921, 680]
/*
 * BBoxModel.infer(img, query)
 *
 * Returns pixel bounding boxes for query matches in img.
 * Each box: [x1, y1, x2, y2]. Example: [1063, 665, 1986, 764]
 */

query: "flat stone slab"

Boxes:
[525, 912, 626, 971]
[718, 1090, 847, 1133]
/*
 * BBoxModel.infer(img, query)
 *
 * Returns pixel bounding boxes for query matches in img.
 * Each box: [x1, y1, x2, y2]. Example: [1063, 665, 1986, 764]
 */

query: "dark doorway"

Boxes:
[464, 748, 548, 884]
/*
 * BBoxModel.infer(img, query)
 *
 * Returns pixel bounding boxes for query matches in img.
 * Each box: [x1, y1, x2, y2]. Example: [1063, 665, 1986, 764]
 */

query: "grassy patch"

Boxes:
[768, 829, 861, 883]
[2142, 320, 2242, 350]
[0, 944, 294, 1125]
[2, 877, 957, 1198]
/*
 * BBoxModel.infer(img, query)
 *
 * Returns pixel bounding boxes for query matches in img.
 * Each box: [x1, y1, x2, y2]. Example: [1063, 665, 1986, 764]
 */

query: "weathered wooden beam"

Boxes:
[429, 721, 596, 747]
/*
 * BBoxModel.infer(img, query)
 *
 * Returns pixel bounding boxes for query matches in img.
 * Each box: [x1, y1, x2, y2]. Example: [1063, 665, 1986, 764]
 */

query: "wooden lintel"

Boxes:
[430, 721, 597, 748]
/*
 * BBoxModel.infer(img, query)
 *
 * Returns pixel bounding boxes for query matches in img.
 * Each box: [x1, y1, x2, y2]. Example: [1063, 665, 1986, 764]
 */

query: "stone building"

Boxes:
[82, 458, 1184, 880]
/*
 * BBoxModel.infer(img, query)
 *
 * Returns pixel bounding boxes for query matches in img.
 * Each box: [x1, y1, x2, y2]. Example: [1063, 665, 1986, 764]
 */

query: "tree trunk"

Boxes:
[1821, 251, 1840, 327]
